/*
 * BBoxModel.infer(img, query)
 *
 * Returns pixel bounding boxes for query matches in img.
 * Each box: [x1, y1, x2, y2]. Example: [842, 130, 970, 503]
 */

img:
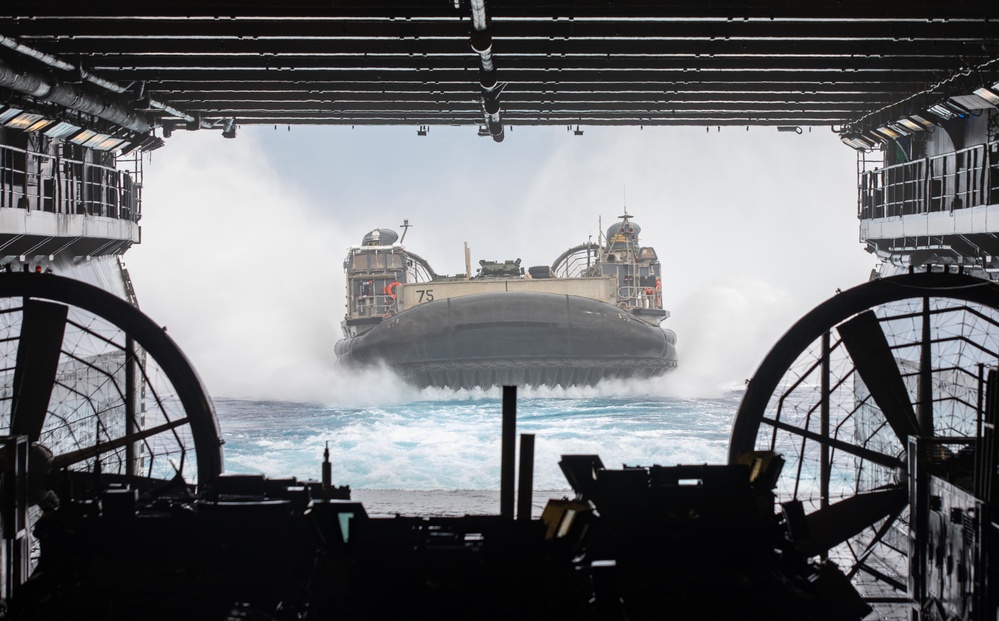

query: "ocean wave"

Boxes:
[216, 391, 739, 490]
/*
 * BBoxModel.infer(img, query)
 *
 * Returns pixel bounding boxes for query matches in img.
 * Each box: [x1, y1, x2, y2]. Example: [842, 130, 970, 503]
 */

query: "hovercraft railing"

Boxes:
[617, 285, 660, 310]
[350, 292, 398, 319]
[551, 242, 600, 278]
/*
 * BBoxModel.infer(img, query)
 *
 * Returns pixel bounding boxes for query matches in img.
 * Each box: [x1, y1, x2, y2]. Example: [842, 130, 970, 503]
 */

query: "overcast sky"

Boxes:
[124, 124, 875, 402]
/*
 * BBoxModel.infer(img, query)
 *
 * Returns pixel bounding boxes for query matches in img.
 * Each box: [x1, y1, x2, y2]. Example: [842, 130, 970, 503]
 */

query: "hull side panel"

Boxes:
[337, 292, 677, 388]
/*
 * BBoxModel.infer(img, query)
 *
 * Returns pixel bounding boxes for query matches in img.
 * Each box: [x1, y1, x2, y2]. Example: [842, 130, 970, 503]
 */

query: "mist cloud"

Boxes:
[127, 126, 874, 401]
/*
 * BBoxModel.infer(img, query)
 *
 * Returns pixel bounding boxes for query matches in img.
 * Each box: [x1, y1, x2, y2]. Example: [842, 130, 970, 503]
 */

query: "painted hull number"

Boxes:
[416, 289, 435, 303]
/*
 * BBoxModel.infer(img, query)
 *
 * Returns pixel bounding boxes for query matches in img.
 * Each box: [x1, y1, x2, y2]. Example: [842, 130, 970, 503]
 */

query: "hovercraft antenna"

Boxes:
[399, 219, 412, 244]
[620, 187, 631, 224]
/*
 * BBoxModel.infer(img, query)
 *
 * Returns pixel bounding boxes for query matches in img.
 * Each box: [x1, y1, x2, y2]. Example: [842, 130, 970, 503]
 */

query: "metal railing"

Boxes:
[0, 143, 141, 222]
[616, 285, 659, 309]
[859, 142, 998, 220]
[351, 293, 398, 318]
[551, 243, 600, 278]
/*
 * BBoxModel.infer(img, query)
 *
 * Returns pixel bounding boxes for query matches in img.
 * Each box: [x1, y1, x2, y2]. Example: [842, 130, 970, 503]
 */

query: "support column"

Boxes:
[500, 385, 516, 519]
[917, 296, 933, 436]
[125, 335, 137, 477]
[517, 433, 535, 521]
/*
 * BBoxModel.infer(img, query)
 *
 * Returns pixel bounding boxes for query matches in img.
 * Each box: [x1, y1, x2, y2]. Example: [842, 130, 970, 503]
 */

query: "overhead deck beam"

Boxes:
[209, 115, 868, 126]
[81, 55, 972, 73]
[28, 39, 997, 58]
[4, 19, 997, 40]
[154, 83, 925, 95]
[88, 68, 947, 83]
[5, 0, 997, 18]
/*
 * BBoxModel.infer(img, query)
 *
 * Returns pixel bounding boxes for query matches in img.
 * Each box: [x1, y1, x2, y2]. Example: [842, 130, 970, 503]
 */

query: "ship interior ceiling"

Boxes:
[0, 0, 998, 145]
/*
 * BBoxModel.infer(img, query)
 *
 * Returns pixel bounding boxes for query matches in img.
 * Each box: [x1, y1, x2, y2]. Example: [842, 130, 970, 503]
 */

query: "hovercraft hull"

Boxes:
[335, 291, 677, 389]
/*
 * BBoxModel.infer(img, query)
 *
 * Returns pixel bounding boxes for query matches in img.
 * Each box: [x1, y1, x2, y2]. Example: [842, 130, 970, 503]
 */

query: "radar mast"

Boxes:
[399, 219, 412, 244]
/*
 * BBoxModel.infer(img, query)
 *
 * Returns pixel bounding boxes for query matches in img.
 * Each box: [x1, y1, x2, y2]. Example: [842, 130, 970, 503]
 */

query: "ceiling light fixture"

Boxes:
[949, 94, 995, 111]
[3, 112, 46, 130]
[972, 87, 999, 107]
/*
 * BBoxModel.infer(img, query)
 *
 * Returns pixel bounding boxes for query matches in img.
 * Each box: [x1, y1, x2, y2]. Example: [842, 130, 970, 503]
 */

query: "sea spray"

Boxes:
[203, 272, 802, 491]
[665, 278, 800, 398]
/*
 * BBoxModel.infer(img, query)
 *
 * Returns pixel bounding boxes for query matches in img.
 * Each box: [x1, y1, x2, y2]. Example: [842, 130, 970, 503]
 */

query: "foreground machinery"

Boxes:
[0, 269, 996, 620]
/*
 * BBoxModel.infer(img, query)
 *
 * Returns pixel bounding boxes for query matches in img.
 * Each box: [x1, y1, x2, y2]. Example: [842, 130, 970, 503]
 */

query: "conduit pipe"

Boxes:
[137, 96, 205, 129]
[469, 0, 504, 142]
[0, 35, 206, 130]
[470, 0, 488, 31]
[0, 35, 125, 95]
[0, 57, 152, 134]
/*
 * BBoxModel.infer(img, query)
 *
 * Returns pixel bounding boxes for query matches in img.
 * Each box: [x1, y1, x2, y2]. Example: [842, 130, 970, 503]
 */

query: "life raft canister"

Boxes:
[384, 281, 402, 299]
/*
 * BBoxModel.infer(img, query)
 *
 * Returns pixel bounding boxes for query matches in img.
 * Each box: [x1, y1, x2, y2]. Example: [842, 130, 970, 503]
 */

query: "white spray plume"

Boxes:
[127, 126, 871, 403]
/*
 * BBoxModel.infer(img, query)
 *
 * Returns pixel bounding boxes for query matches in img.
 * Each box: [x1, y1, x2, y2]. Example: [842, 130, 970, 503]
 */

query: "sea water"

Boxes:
[214, 379, 743, 516]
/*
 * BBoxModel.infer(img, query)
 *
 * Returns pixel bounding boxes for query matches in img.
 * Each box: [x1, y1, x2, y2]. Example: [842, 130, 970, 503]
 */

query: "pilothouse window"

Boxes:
[349, 251, 406, 273]
[351, 254, 370, 270]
